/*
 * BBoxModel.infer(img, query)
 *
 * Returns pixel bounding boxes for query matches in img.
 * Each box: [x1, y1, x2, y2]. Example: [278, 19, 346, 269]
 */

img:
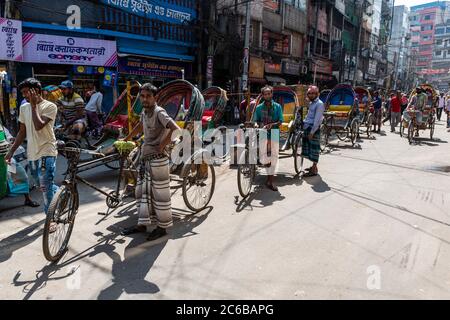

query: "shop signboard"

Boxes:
[22, 33, 117, 67]
[100, 0, 197, 24]
[0, 18, 22, 61]
[282, 61, 300, 75]
[249, 57, 265, 79]
[265, 63, 282, 74]
[118, 56, 189, 79]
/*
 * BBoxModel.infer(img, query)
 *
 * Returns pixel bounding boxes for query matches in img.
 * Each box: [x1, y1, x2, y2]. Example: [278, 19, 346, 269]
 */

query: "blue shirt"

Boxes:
[304, 98, 325, 134]
[252, 100, 284, 127]
[373, 96, 382, 110]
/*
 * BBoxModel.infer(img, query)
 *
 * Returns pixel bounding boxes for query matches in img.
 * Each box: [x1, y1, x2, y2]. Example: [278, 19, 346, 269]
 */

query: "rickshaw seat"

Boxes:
[104, 115, 129, 133]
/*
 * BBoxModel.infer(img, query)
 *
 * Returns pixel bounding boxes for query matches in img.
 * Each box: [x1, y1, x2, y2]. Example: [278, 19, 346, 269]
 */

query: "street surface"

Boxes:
[2, 122, 450, 299]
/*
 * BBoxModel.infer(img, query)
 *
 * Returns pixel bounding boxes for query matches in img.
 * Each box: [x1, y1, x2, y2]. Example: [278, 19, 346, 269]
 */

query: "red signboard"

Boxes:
[265, 63, 282, 74]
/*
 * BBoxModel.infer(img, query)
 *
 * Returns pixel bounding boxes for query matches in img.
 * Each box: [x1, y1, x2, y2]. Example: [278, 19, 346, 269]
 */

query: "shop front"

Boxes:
[249, 56, 266, 95]
[117, 55, 192, 92]
[282, 60, 301, 84]
[265, 62, 286, 86]
[17, 33, 118, 112]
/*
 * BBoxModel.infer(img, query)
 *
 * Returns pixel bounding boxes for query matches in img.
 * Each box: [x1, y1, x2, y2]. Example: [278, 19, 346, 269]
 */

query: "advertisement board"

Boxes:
[0, 18, 22, 61]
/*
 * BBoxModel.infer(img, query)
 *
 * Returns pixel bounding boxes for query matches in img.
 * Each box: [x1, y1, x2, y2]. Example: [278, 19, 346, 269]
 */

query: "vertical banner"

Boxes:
[206, 56, 213, 88]
[0, 18, 23, 61]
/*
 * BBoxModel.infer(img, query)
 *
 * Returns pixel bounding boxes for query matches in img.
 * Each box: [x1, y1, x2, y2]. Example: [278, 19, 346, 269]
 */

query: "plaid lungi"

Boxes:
[136, 154, 173, 229]
[302, 127, 321, 163]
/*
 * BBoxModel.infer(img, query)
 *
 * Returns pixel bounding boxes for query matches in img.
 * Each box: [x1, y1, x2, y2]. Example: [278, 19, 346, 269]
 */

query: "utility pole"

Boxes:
[4, 0, 15, 131]
[243, 0, 251, 121]
[353, 0, 364, 86]
[242, 0, 251, 93]
[196, 1, 203, 89]
[207, 1, 217, 88]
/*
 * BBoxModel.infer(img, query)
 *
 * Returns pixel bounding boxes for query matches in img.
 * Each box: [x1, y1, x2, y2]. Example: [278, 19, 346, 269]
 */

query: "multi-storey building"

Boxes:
[388, 5, 411, 91]
[409, 1, 447, 83]
[431, 2, 450, 91]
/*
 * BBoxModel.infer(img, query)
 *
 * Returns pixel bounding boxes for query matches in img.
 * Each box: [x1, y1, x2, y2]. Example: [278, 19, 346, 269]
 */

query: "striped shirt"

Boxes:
[56, 93, 85, 123]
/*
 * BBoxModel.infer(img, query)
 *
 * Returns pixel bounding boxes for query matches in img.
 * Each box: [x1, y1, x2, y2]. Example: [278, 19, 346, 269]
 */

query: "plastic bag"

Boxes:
[7, 158, 30, 196]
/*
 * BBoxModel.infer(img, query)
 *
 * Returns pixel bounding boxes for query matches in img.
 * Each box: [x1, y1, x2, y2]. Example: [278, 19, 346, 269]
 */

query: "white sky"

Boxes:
[394, 0, 442, 7]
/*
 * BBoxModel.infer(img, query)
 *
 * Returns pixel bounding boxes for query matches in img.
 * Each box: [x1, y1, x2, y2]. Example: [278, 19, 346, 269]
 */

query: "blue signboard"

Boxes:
[100, 0, 197, 25]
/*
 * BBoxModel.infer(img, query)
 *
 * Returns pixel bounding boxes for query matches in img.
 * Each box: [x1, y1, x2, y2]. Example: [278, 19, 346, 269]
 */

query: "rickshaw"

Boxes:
[201, 86, 228, 129]
[319, 84, 359, 151]
[319, 89, 331, 104]
[42, 80, 217, 262]
[54, 83, 142, 170]
[354, 87, 374, 137]
[400, 84, 436, 143]
[125, 80, 217, 212]
[236, 86, 304, 198]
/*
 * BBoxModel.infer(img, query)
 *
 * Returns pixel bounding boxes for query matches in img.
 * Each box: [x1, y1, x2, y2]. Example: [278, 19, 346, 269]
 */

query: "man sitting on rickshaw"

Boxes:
[403, 87, 427, 137]
[56, 80, 87, 141]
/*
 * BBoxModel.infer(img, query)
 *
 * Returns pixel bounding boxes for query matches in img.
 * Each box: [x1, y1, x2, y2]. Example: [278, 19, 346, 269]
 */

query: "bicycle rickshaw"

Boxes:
[319, 84, 360, 151]
[319, 89, 331, 104]
[400, 84, 436, 143]
[42, 80, 219, 262]
[354, 87, 374, 137]
[236, 86, 304, 198]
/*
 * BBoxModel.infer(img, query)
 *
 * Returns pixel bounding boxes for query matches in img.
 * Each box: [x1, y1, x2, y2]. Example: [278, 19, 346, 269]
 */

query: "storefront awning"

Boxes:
[266, 75, 286, 84]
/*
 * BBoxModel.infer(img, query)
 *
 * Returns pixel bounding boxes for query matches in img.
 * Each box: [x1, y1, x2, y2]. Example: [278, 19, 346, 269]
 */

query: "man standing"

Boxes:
[85, 85, 104, 137]
[121, 83, 180, 241]
[302, 86, 325, 178]
[56, 80, 86, 141]
[372, 91, 382, 133]
[390, 91, 402, 132]
[437, 92, 445, 121]
[5, 78, 58, 213]
[252, 86, 283, 191]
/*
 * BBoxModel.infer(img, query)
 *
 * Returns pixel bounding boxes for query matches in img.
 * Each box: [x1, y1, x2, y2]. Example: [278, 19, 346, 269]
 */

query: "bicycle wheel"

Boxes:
[42, 184, 79, 263]
[399, 118, 404, 137]
[293, 133, 304, 175]
[319, 124, 328, 152]
[237, 149, 255, 198]
[430, 118, 435, 140]
[182, 162, 216, 212]
[350, 119, 359, 146]
[366, 114, 373, 137]
[407, 121, 414, 144]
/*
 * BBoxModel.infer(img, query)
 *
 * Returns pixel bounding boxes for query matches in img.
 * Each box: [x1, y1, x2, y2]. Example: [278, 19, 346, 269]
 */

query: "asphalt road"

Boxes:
[2, 121, 450, 299]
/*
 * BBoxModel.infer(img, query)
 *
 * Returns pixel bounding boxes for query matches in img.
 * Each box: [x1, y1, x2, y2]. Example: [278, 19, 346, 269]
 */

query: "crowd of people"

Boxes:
[2, 78, 449, 242]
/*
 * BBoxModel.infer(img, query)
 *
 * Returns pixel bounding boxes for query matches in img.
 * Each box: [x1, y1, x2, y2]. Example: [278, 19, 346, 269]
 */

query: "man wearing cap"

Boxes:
[56, 80, 86, 141]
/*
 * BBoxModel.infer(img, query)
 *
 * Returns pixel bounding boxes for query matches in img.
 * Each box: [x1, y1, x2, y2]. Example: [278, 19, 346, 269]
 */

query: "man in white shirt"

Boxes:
[5, 78, 59, 213]
[85, 85, 103, 137]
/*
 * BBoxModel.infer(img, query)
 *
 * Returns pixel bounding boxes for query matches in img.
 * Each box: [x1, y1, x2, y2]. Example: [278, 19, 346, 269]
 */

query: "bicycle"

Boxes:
[42, 142, 129, 262]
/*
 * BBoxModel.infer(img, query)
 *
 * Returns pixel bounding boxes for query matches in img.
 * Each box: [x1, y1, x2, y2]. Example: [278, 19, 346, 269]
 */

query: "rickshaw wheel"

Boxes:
[237, 149, 255, 198]
[430, 118, 435, 140]
[43, 184, 79, 263]
[350, 119, 359, 146]
[399, 119, 404, 137]
[182, 162, 216, 212]
[106, 191, 120, 209]
[294, 133, 305, 175]
[319, 124, 328, 152]
[366, 114, 373, 137]
[407, 122, 414, 144]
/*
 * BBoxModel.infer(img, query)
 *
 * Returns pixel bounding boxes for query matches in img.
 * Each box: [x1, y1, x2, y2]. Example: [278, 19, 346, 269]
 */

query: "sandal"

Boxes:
[24, 200, 40, 208]
[121, 225, 146, 236]
[303, 171, 318, 178]
[265, 183, 278, 192]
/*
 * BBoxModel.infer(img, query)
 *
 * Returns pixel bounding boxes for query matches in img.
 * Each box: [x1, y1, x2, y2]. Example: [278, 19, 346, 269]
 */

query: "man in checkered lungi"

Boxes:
[302, 86, 325, 177]
[121, 83, 180, 241]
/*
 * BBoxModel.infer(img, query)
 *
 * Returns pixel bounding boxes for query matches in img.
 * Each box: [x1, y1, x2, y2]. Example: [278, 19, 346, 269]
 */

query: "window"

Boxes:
[436, 50, 442, 56]
[436, 28, 445, 35]
[446, 27, 450, 33]
[437, 39, 443, 45]
[424, 15, 431, 20]
[421, 25, 433, 31]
